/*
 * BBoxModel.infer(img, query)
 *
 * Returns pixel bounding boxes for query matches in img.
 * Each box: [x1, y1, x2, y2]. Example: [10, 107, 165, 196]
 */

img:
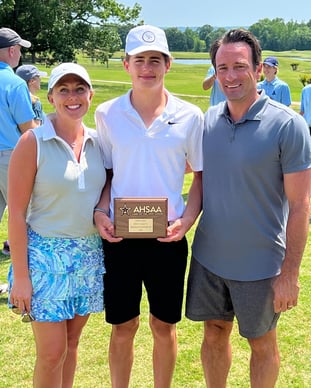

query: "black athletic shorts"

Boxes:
[103, 237, 188, 324]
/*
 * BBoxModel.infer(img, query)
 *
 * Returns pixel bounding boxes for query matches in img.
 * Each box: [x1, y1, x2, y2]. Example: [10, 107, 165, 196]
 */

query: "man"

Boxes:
[94, 25, 203, 387]
[186, 29, 311, 387]
[202, 64, 226, 106]
[0, 27, 38, 255]
[300, 83, 311, 135]
[257, 56, 292, 106]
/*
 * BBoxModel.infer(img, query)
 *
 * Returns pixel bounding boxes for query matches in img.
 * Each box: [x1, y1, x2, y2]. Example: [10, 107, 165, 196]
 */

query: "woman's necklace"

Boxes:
[51, 118, 82, 150]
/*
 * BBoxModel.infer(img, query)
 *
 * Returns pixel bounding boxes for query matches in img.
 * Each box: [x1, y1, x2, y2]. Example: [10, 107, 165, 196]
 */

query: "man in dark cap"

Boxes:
[0, 27, 31, 49]
[257, 56, 292, 106]
[0, 27, 38, 255]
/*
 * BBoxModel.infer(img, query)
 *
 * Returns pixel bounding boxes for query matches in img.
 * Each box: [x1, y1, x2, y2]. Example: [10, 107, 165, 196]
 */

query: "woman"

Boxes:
[7, 63, 106, 388]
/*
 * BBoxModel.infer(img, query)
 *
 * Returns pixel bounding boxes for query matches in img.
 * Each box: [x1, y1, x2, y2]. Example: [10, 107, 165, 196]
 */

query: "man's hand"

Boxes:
[272, 271, 300, 313]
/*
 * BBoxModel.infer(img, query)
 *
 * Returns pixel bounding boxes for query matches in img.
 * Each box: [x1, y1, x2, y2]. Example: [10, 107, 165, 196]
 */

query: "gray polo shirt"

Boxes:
[192, 92, 311, 281]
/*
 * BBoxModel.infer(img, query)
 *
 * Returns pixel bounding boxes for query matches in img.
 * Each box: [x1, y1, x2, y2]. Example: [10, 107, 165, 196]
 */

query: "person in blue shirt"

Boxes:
[202, 65, 226, 106]
[16, 64, 47, 125]
[257, 56, 292, 106]
[0, 28, 38, 256]
[300, 83, 311, 135]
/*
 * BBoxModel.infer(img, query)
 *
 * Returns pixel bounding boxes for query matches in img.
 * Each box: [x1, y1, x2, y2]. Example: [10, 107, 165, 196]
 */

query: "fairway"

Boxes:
[25, 50, 311, 127]
[0, 54, 311, 387]
[1, 209, 310, 387]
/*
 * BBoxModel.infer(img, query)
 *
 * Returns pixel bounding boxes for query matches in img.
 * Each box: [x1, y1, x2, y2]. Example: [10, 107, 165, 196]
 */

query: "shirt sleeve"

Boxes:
[9, 83, 35, 124]
[281, 113, 311, 174]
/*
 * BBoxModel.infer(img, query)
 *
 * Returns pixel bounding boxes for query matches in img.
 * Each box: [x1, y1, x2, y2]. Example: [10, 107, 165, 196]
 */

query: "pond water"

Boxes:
[110, 58, 211, 65]
[172, 59, 211, 65]
[111, 57, 310, 65]
[290, 57, 311, 62]
[172, 58, 311, 65]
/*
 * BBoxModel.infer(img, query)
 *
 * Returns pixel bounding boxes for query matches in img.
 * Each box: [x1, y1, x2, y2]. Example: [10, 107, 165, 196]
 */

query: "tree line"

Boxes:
[1, 0, 311, 66]
[167, 18, 311, 52]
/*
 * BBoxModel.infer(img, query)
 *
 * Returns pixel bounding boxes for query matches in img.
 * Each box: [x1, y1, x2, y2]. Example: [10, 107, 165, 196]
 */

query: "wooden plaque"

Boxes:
[114, 198, 168, 238]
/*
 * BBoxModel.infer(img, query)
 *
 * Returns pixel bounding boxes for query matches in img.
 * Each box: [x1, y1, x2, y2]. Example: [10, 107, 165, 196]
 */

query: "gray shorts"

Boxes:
[185, 257, 280, 338]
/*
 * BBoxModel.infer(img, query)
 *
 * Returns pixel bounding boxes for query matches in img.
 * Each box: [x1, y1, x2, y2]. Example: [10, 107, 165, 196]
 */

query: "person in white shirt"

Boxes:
[94, 24, 204, 388]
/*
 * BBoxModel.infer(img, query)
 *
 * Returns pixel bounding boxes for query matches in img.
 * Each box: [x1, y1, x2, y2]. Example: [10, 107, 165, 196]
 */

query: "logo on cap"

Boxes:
[142, 31, 155, 43]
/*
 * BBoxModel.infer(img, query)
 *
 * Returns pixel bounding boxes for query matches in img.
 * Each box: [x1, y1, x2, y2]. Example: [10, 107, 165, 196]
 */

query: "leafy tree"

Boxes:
[197, 24, 213, 51]
[83, 25, 122, 66]
[164, 27, 187, 51]
[249, 18, 311, 51]
[196, 25, 227, 52]
[2, 4, 311, 60]
[183, 27, 197, 51]
[193, 38, 206, 53]
[287, 24, 311, 50]
[115, 23, 137, 50]
[0, 0, 141, 63]
[207, 28, 227, 50]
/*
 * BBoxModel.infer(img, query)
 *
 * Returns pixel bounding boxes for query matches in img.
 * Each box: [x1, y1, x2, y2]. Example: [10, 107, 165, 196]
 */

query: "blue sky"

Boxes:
[122, 0, 310, 28]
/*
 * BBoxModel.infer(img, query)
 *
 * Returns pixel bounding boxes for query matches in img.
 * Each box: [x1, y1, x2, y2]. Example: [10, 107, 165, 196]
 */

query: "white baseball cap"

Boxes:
[125, 25, 170, 56]
[48, 63, 92, 90]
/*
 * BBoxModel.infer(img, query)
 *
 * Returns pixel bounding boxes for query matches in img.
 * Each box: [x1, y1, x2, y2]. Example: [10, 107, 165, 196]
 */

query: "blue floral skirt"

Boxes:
[8, 227, 105, 322]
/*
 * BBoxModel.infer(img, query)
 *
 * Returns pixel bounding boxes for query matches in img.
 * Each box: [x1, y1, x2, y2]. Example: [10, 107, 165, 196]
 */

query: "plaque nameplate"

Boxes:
[114, 198, 168, 238]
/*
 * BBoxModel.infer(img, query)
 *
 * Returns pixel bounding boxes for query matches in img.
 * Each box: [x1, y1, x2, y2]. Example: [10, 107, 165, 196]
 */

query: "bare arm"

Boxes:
[8, 130, 37, 313]
[273, 168, 311, 312]
[185, 161, 192, 174]
[158, 171, 202, 242]
[202, 74, 216, 91]
[18, 119, 38, 133]
[93, 169, 122, 242]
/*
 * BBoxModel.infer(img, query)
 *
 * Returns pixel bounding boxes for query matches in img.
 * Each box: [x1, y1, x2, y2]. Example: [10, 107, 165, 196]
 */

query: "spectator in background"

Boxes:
[0, 27, 37, 257]
[300, 83, 311, 135]
[257, 56, 292, 106]
[202, 65, 226, 106]
[16, 64, 47, 125]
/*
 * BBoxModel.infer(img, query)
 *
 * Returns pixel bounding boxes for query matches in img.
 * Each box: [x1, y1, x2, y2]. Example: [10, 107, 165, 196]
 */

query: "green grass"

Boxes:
[34, 49, 311, 128]
[0, 53, 311, 387]
[1, 198, 311, 387]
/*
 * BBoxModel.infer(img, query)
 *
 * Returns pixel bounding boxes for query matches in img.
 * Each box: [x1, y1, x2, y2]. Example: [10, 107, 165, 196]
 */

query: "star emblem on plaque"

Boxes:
[119, 204, 131, 215]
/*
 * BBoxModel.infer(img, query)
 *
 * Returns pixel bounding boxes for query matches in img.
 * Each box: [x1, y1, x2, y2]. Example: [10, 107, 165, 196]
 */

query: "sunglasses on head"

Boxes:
[11, 306, 35, 323]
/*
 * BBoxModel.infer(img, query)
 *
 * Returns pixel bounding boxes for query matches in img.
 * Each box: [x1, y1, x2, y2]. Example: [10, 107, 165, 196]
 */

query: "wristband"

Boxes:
[94, 207, 110, 216]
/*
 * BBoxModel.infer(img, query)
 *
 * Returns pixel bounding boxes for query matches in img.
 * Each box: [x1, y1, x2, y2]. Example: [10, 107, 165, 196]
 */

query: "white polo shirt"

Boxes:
[95, 89, 204, 222]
